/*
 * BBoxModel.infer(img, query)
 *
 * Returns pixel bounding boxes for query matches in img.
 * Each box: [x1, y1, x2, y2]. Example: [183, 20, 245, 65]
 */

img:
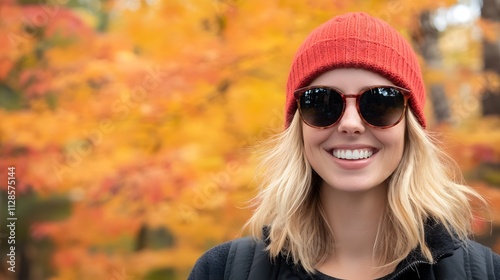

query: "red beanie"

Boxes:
[285, 12, 426, 128]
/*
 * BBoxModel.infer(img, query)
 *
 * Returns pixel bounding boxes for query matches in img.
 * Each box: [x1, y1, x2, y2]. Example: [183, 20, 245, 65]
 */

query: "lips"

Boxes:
[325, 146, 378, 170]
[332, 149, 374, 160]
[328, 144, 379, 161]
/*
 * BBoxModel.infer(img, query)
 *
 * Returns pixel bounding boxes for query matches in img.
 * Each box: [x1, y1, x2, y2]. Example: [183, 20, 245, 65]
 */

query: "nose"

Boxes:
[337, 98, 365, 134]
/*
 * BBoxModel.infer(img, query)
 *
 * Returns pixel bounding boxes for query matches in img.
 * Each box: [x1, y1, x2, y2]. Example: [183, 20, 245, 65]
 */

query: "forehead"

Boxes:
[309, 68, 395, 92]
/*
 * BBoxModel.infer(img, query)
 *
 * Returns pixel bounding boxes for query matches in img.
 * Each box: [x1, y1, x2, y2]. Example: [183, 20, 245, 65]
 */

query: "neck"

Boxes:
[319, 181, 388, 260]
[316, 181, 394, 279]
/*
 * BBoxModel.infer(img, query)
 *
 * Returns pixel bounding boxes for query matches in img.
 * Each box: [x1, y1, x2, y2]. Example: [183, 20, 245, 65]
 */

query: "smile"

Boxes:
[332, 149, 374, 160]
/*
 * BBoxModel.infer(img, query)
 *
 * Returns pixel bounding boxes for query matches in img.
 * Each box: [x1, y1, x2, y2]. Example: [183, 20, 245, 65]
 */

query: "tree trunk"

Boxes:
[481, 0, 500, 116]
[415, 10, 451, 124]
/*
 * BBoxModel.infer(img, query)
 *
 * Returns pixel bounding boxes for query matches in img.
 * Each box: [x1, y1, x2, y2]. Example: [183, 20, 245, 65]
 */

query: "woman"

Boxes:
[188, 12, 500, 280]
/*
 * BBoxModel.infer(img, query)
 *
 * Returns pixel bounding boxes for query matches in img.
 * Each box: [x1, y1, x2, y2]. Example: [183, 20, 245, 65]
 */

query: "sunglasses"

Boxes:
[294, 85, 409, 129]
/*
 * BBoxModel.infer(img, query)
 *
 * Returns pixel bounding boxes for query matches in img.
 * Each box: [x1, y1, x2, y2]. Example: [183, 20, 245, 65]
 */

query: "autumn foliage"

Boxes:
[0, 0, 499, 279]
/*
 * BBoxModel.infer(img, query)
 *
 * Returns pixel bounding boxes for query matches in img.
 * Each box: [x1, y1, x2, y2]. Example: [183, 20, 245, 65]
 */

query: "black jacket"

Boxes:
[189, 223, 500, 279]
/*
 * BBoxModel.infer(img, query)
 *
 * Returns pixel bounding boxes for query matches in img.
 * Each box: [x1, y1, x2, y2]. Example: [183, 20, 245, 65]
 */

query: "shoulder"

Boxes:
[493, 247, 500, 277]
[188, 240, 232, 280]
[455, 240, 500, 278]
[422, 239, 500, 280]
[463, 240, 500, 261]
[469, 240, 500, 277]
[188, 236, 280, 280]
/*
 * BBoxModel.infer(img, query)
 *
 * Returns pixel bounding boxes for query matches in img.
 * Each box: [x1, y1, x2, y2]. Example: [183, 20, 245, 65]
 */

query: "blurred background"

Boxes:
[0, 0, 499, 279]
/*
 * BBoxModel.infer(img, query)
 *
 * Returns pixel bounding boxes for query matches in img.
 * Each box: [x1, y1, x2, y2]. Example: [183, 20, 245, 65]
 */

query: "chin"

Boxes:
[322, 178, 388, 193]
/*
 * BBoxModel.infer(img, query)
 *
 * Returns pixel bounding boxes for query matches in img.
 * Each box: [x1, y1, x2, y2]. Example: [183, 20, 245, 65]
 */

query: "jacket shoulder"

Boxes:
[466, 240, 500, 278]
[188, 240, 232, 280]
[437, 240, 500, 279]
[493, 245, 500, 277]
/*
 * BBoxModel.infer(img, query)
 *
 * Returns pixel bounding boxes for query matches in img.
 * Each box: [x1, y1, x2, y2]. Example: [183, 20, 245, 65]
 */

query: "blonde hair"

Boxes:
[245, 110, 486, 274]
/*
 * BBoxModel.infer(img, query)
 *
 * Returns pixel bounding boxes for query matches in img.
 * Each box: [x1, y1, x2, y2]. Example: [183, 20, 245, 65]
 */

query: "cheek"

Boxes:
[393, 138, 405, 164]
[302, 125, 331, 150]
[301, 126, 331, 167]
[394, 125, 406, 156]
[379, 125, 406, 165]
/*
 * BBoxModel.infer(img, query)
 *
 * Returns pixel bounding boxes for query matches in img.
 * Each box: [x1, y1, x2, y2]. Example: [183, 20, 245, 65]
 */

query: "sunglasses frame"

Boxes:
[294, 85, 410, 129]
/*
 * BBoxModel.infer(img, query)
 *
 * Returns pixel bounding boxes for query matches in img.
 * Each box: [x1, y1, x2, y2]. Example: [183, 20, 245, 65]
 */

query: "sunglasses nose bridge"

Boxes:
[336, 95, 366, 133]
[342, 95, 360, 117]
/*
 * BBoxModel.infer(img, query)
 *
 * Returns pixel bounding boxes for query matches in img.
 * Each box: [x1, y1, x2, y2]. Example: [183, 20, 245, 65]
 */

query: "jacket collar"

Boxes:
[399, 220, 460, 264]
[387, 220, 462, 280]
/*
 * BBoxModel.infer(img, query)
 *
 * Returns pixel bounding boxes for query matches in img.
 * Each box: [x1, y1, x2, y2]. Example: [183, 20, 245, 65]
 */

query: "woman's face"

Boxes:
[302, 68, 406, 193]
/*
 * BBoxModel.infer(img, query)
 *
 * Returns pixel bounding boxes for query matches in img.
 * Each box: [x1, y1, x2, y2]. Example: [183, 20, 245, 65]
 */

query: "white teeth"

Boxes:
[333, 149, 373, 160]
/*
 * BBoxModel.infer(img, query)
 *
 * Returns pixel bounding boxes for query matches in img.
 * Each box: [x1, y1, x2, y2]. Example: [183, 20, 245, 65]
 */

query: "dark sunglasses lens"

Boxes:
[299, 88, 344, 127]
[359, 87, 405, 127]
